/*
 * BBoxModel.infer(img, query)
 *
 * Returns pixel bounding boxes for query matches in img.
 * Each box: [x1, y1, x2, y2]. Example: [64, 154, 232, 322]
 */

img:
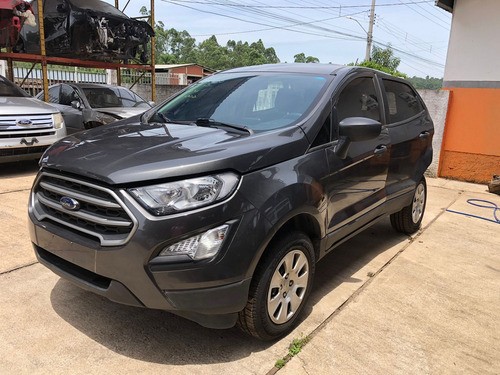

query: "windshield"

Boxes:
[0, 76, 29, 98]
[155, 72, 328, 132]
[82, 87, 150, 109]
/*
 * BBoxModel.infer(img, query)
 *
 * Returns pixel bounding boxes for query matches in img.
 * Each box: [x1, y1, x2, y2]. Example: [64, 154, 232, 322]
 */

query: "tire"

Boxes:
[237, 232, 315, 341]
[390, 177, 427, 235]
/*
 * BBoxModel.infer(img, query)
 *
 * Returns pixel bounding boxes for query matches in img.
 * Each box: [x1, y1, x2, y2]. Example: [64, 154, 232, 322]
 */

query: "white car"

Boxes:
[0, 75, 66, 163]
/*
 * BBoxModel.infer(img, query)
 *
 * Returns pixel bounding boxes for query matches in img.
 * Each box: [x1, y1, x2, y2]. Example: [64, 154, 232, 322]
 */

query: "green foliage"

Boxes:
[144, 13, 280, 70]
[371, 44, 401, 72]
[294, 53, 320, 63]
[347, 45, 406, 78]
[407, 75, 443, 89]
[275, 359, 286, 369]
[289, 337, 308, 355]
[274, 336, 310, 369]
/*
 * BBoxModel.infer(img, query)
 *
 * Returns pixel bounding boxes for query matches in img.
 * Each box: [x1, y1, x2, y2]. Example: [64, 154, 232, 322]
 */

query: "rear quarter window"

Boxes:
[383, 79, 424, 123]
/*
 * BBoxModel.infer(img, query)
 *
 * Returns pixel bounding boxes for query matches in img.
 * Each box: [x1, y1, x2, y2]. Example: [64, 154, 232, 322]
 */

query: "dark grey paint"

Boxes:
[29, 64, 434, 329]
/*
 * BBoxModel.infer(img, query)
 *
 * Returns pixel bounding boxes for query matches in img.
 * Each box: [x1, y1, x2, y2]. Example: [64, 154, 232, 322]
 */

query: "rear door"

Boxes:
[380, 78, 434, 198]
[323, 73, 391, 247]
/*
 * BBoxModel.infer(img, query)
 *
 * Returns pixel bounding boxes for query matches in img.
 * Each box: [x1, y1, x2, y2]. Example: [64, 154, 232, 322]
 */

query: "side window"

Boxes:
[47, 86, 60, 104]
[383, 79, 423, 123]
[59, 84, 77, 106]
[336, 77, 380, 122]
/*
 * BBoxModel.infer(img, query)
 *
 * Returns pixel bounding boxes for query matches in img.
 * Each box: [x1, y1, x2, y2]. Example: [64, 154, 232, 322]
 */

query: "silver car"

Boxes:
[0, 75, 66, 163]
[36, 83, 152, 134]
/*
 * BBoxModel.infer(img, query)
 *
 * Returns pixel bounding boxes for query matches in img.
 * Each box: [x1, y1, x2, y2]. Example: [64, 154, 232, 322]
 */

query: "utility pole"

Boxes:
[365, 0, 376, 61]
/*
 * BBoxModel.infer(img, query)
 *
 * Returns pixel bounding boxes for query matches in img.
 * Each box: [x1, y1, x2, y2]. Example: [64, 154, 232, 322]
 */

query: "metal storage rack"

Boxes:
[0, 0, 157, 101]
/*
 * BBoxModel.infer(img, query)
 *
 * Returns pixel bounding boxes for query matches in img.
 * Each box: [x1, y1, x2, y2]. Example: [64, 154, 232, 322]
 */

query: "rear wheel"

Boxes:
[238, 232, 315, 340]
[390, 177, 427, 234]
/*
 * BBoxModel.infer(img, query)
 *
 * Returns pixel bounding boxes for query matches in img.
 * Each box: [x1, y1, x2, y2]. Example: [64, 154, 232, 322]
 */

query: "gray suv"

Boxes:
[28, 64, 433, 340]
[0, 75, 66, 163]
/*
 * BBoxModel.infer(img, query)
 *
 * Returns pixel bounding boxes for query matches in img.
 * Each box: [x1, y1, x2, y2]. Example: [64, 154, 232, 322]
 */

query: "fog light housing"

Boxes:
[160, 224, 229, 260]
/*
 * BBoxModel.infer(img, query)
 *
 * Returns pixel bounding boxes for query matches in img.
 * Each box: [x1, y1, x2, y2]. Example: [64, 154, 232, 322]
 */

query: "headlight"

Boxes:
[128, 172, 239, 215]
[52, 113, 65, 129]
[159, 224, 229, 260]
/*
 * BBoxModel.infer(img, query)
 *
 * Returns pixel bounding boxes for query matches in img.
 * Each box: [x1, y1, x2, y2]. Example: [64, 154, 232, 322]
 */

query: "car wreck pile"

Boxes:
[0, 0, 35, 49]
[6, 0, 154, 64]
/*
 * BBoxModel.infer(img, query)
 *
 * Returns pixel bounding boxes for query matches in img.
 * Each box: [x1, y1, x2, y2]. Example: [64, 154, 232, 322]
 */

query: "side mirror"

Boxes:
[335, 117, 382, 159]
[148, 101, 155, 106]
[71, 100, 81, 110]
[339, 117, 382, 141]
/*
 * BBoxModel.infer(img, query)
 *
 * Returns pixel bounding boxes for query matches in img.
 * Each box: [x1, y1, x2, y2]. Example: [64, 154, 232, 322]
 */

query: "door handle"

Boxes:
[419, 131, 430, 139]
[374, 145, 388, 155]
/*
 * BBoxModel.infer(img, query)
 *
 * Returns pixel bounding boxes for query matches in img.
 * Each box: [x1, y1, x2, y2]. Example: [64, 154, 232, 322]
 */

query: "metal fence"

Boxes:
[121, 70, 187, 86]
[13, 66, 107, 96]
[10, 66, 186, 97]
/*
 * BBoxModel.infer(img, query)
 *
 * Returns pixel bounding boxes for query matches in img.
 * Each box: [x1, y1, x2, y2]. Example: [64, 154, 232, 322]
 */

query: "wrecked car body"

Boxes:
[0, 0, 35, 48]
[35, 82, 152, 134]
[16, 0, 154, 63]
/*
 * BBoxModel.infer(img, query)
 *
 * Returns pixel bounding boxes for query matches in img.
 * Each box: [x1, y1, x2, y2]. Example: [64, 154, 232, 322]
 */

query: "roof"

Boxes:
[435, 0, 454, 13]
[223, 63, 344, 75]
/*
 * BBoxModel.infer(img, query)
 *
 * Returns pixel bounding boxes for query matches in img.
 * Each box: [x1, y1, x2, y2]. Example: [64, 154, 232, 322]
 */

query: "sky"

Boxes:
[106, 0, 452, 78]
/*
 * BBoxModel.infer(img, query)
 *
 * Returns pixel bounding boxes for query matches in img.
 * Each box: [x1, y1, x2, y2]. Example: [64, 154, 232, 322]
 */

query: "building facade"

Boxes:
[437, 0, 500, 183]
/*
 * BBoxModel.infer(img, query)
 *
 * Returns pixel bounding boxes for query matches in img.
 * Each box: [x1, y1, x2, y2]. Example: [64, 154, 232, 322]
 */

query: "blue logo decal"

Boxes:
[60, 196, 81, 211]
[17, 118, 33, 126]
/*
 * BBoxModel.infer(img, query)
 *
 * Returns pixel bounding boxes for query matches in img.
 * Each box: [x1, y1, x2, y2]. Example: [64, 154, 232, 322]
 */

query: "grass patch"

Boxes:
[274, 336, 310, 369]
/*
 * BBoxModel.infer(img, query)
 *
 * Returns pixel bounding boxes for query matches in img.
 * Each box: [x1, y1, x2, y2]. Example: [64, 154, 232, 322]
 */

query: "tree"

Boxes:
[138, 7, 281, 70]
[196, 35, 229, 70]
[348, 44, 405, 77]
[407, 76, 443, 89]
[370, 44, 400, 72]
[294, 53, 320, 63]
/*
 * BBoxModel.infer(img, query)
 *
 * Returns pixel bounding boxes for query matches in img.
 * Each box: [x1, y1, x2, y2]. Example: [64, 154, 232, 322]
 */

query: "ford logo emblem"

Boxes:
[17, 118, 33, 126]
[60, 196, 81, 211]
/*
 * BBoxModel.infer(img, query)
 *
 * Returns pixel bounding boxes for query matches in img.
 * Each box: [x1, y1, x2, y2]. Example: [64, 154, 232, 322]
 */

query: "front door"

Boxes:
[323, 75, 390, 248]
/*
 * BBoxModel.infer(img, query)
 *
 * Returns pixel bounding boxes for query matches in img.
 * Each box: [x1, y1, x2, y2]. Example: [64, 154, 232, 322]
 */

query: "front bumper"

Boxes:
[28, 171, 267, 328]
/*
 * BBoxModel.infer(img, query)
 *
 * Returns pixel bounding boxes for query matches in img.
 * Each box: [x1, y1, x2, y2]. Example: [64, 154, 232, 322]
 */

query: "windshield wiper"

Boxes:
[195, 118, 253, 135]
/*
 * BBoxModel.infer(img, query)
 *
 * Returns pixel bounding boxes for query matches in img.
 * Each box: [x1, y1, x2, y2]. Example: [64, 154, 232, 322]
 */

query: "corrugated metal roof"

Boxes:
[155, 63, 216, 72]
[435, 0, 454, 13]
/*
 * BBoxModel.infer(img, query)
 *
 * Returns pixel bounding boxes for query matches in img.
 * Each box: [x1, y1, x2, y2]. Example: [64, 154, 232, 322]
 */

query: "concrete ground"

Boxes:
[0, 161, 498, 374]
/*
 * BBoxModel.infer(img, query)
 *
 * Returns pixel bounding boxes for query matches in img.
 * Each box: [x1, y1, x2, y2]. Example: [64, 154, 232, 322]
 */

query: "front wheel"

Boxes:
[390, 177, 427, 234]
[238, 232, 315, 340]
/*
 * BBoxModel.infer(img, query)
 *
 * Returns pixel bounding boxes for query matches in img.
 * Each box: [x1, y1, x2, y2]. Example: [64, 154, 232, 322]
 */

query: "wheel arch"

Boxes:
[246, 211, 323, 280]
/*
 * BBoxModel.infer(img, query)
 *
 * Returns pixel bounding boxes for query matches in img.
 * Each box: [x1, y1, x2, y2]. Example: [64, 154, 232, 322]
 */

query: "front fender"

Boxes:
[239, 150, 329, 276]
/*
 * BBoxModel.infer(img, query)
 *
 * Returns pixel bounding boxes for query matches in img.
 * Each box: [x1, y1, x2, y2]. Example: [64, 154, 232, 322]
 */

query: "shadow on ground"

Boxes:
[49, 218, 408, 365]
[0, 160, 39, 178]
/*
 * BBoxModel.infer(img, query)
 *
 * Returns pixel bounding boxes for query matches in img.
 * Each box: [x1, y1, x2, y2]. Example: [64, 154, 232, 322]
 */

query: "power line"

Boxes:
[161, 0, 366, 41]
[167, 0, 434, 9]
[396, 0, 450, 30]
[191, 10, 368, 38]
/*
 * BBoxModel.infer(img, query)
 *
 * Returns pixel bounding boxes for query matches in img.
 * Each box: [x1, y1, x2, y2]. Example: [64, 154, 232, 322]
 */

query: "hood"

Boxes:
[41, 121, 308, 185]
[96, 107, 149, 119]
[0, 97, 58, 115]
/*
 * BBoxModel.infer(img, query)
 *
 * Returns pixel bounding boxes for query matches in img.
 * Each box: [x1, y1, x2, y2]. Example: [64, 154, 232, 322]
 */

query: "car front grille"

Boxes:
[0, 145, 49, 157]
[32, 172, 137, 246]
[0, 114, 54, 130]
[0, 131, 56, 139]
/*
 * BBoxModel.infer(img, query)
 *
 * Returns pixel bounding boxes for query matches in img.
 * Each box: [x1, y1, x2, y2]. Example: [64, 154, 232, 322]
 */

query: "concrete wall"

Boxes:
[417, 89, 449, 177]
[125, 83, 186, 104]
